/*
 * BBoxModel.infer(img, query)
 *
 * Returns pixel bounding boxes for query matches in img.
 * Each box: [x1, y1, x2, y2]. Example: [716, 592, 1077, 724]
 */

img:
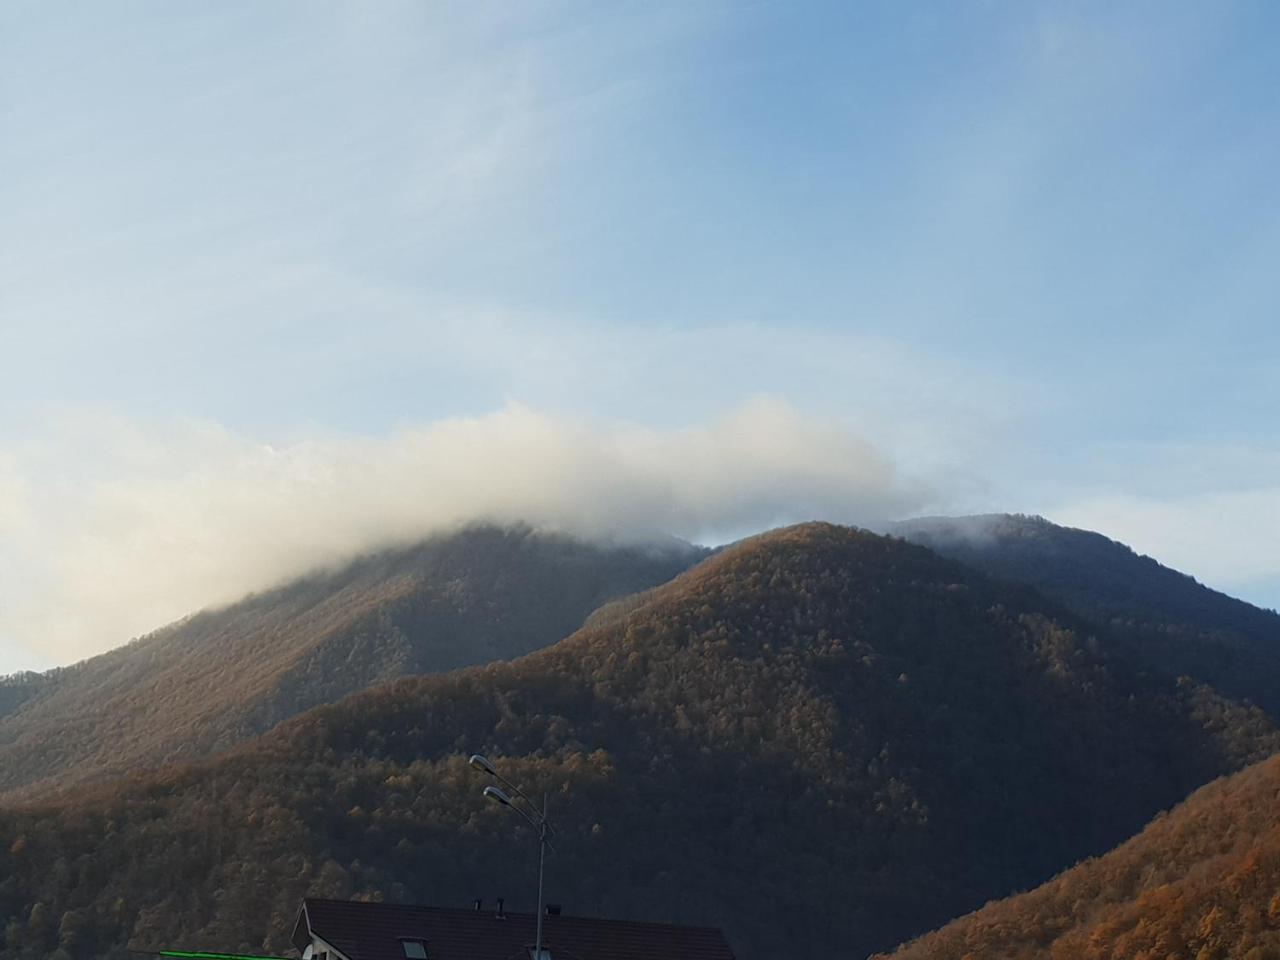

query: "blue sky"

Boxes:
[2, 1, 1278, 673]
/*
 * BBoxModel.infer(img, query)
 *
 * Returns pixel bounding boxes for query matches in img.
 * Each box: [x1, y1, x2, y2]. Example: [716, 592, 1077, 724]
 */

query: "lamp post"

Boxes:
[470, 755, 556, 960]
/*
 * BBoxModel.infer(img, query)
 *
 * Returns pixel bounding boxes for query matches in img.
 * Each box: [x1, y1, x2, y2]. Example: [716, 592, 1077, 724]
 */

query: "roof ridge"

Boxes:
[300, 897, 725, 932]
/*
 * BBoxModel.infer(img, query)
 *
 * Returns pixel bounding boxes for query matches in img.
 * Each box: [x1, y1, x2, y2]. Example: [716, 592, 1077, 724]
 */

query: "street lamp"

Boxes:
[470, 755, 556, 960]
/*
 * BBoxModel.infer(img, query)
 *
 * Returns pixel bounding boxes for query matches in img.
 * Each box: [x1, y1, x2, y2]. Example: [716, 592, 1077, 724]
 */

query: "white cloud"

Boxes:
[0, 399, 926, 668]
[0, 458, 28, 534]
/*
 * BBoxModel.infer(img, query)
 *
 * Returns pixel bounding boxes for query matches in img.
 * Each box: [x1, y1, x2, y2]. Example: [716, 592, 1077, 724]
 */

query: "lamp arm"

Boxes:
[491, 770, 539, 815]
[507, 799, 543, 833]
[504, 800, 558, 853]
[491, 771, 556, 837]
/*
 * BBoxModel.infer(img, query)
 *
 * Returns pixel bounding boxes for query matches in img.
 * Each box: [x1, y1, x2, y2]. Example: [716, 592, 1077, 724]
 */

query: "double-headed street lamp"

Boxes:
[470, 755, 556, 960]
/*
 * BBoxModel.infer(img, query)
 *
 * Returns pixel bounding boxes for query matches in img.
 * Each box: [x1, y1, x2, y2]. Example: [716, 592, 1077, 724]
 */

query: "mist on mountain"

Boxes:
[0, 525, 703, 801]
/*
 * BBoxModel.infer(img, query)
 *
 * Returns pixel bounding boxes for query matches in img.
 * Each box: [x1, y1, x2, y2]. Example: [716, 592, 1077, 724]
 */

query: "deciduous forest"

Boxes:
[2, 523, 1278, 959]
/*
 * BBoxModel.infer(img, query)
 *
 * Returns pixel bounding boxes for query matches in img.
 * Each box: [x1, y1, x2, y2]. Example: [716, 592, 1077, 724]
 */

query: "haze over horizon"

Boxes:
[3, 1, 1278, 673]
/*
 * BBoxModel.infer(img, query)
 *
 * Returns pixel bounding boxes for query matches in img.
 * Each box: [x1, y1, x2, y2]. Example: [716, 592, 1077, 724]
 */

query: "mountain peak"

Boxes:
[894, 512, 1280, 714]
[0, 525, 704, 801]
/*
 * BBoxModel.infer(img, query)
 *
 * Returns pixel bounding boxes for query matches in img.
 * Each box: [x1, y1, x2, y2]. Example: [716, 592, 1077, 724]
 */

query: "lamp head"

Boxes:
[470, 754, 498, 776]
[483, 785, 512, 806]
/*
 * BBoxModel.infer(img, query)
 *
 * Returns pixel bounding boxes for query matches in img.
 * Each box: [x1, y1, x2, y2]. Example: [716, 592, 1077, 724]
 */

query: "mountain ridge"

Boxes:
[894, 513, 1280, 716]
[2, 522, 1276, 960]
[0, 525, 704, 801]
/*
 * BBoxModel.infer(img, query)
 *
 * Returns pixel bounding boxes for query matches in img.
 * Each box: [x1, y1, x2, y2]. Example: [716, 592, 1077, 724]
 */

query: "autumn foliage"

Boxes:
[1, 524, 1276, 960]
[881, 751, 1280, 960]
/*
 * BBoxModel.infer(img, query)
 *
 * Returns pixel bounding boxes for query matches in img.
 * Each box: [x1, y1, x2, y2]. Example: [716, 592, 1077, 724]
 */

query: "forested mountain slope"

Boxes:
[881, 751, 1280, 960]
[1, 524, 1275, 960]
[0, 526, 701, 801]
[894, 514, 1280, 715]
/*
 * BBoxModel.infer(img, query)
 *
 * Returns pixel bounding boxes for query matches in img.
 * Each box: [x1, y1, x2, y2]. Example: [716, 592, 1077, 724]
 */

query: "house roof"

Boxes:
[291, 898, 736, 960]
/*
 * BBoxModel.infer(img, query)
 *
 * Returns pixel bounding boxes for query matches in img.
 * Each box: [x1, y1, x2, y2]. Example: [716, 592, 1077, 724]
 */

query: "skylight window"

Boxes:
[400, 938, 428, 959]
[528, 949, 552, 960]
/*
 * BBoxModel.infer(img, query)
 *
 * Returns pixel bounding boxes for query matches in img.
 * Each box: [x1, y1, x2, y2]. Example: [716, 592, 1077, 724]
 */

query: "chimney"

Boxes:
[495, 898, 505, 919]
[545, 904, 562, 917]
[473, 899, 482, 911]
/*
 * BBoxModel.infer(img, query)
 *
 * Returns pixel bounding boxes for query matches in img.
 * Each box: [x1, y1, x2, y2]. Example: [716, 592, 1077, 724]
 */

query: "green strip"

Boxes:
[157, 952, 291, 959]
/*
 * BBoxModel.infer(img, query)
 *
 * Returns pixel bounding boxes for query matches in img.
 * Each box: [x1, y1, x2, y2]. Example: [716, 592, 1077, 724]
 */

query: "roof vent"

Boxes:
[473, 898, 482, 911]
[495, 898, 506, 919]
[545, 904, 562, 916]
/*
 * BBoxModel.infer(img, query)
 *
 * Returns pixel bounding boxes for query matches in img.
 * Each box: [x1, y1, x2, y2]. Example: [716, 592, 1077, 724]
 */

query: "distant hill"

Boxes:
[894, 514, 1280, 716]
[879, 750, 1280, 960]
[0, 526, 702, 801]
[0, 523, 1275, 960]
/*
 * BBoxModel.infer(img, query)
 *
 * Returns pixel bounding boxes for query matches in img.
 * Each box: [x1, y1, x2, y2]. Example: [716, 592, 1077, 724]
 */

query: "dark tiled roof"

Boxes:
[293, 898, 736, 960]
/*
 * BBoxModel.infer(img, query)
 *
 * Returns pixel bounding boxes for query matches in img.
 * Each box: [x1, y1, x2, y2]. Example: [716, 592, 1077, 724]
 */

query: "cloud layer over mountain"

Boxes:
[0, 399, 926, 667]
